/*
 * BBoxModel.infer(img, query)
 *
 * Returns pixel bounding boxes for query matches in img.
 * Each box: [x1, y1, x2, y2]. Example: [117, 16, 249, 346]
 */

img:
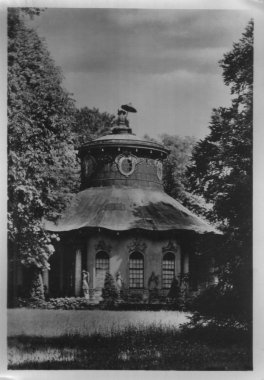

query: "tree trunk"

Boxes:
[29, 268, 45, 300]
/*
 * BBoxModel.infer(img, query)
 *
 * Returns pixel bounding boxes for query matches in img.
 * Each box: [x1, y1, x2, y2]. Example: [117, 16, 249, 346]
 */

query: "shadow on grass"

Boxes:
[8, 325, 252, 370]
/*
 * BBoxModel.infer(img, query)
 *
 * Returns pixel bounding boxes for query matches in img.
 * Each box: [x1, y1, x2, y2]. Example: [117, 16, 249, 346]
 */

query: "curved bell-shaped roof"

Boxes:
[45, 186, 220, 234]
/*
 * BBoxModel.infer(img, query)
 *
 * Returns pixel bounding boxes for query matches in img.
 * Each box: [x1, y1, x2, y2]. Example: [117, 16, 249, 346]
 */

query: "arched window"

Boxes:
[129, 251, 144, 288]
[95, 251, 109, 288]
[162, 252, 175, 288]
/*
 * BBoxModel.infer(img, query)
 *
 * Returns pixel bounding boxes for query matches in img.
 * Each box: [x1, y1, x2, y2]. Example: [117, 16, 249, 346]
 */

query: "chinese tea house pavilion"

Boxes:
[40, 105, 219, 301]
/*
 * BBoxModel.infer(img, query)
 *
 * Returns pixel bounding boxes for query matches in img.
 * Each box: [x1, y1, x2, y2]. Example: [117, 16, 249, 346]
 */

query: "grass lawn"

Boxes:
[7, 309, 252, 370]
[8, 308, 189, 337]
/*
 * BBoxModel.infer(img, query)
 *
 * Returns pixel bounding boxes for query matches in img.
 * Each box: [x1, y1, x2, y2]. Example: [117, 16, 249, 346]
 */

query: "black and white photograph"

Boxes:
[2, 0, 263, 375]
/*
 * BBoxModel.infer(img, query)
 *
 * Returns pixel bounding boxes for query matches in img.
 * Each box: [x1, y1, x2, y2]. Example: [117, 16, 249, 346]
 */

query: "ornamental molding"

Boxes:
[95, 240, 112, 253]
[127, 238, 147, 254]
[122, 150, 133, 157]
[115, 153, 141, 177]
[155, 159, 163, 181]
[162, 241, 179, 253]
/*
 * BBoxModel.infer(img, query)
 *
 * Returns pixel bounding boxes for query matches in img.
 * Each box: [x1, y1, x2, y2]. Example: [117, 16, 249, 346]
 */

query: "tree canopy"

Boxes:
[188, 19, 253, 240]
[186, 20, 253, 323]
[73, 107, 115, 146]
[161, 134, 196, 200]
[143, 133, 197, 204]
[8, 8, 80, 269]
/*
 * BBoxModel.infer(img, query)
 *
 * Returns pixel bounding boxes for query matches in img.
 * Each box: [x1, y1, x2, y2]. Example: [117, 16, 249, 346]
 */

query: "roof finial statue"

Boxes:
[115, 103, 137, 131]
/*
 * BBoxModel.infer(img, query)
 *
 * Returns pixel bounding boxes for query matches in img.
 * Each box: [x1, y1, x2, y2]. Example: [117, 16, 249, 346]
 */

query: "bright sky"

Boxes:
[28, 8, 253, 140]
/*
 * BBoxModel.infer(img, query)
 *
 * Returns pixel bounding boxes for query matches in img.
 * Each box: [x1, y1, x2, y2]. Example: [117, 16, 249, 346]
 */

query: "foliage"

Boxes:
[101, 272, 118, 304]
[186, 20, 253, 324]
[161, 134, 211, 217]
[15, 297, 183, 311]
[167, 277, 181, 300]
[144, 133, 208, 214]
[8, 8, 80, 270]
[17, 297, 93, 309]
[180, 321, 251, 347]
[29, 270, 45, 300]
[73, 107, 115, 146]
[188, 19, 253, 235]
[121, 291, 144, 304]
[187, 286, 251, 329]
[161, 134, 196, 200]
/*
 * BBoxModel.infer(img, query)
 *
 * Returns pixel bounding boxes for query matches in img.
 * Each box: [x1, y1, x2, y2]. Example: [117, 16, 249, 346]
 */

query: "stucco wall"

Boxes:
[84, 231, 185, 292]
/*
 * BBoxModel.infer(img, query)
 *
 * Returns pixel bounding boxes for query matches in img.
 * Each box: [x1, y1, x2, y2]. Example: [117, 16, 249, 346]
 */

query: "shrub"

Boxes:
[128, 292, 144, 303]
[16, 297, 47, 309]
[167, 277, 180, 300]
[187, 285, 251, 329]
[16, 297, 95, 310]
[101, 272, 118, 305]
[46, 297, 92, 310]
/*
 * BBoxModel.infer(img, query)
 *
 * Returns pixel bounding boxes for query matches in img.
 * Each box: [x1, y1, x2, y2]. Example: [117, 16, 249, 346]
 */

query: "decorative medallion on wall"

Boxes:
[95, 240, 112, 253]
[155, 160, 163, 181]
[115, 153, 139, 177]
[162, 241, 178, 253]
[127, 238, 147, 254]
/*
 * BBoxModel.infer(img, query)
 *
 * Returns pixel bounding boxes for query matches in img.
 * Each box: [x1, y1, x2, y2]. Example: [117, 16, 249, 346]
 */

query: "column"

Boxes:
[175, 252, 181, 278]
[74, 248, 82, 297]
[42, 269, 49, 293]
[59, 249, 64, 295]
[182, 252, 189, 293]
[183, 252, 189, 273]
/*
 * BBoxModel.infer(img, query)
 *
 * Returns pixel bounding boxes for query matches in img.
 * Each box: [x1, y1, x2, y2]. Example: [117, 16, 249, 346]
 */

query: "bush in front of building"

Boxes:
[16, 297, 47, 309]
[15, 295, 189, 310]
[186, 284, 251, 330]
[167, 277, 181, 300]
[101, 272, 119, 306]
[121, 291, 144, 304]
[16, 297, 95, 310]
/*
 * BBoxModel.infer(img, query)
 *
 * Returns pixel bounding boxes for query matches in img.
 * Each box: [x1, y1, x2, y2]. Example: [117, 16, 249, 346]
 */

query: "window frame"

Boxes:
[162, 251, 175, 289]
[95, 251, 110, 277]
[129, 251, 144, 289]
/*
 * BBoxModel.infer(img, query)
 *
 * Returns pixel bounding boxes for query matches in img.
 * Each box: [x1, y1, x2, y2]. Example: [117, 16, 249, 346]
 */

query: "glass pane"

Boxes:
[162, 253, 175, 289]
[96, 251, 109, 275]
[129, 252, 144, 288]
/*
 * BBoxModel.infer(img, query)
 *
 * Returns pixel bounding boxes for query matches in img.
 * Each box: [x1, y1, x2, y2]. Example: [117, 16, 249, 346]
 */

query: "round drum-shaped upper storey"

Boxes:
[79, 132, 169, 190]
[81, 153, 164, 189]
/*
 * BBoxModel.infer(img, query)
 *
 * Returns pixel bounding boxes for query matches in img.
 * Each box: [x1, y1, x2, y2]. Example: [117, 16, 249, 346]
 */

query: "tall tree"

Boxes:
[152, 134, 208, 217]
[187, 21, 253, 323]
[161, 134, 197, 201]
[143, 133, 197, 203]
[74, 107, 115, 146]
[8, 8, 79, 277]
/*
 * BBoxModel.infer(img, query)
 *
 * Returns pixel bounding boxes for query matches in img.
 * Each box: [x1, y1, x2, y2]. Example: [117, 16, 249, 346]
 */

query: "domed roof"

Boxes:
[94, 133, 143, 141]
[44, 106, 220, 236]
[45, 186, 220, 234]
